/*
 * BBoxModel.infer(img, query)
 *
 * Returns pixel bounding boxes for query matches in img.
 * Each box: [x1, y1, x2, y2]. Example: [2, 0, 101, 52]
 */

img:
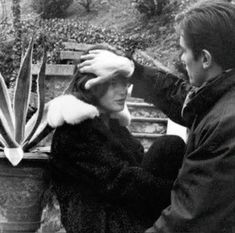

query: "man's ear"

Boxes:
[201, 49, 212, 69]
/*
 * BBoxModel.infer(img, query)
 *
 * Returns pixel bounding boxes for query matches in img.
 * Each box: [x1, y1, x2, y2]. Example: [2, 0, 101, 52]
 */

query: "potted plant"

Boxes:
[0, 37, 54, 233]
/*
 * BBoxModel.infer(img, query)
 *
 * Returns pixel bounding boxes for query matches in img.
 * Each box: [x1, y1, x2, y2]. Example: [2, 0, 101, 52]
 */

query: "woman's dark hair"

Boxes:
[176, 0, 235, 70]
[64, 69, 110, 106]
[64, 44, 127, 106]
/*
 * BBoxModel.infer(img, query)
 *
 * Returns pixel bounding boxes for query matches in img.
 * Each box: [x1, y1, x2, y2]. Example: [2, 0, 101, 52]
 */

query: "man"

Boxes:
[78, 0, 235, 232]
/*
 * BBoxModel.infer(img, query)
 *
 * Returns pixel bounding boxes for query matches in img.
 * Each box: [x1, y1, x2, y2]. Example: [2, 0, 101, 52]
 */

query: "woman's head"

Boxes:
[65, 45, 130, 114]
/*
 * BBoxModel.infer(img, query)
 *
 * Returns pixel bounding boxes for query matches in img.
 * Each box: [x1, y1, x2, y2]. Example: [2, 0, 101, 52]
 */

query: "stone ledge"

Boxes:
[62, 42, 93, 51]
[60, 51, 83, 61]
[0, 151, 49, 160]
[132, 132, 162, 138]
[127, 102, 155, 107]
[131, 117, 167, 123]
[32, 64, 75, 76]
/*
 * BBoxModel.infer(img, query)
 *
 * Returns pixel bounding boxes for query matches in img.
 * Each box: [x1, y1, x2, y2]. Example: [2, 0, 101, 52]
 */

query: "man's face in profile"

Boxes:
[179, 35, 206, 87]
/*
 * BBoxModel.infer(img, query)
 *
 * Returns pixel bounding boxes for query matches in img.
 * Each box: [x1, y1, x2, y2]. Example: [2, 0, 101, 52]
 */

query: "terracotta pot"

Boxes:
[0, 152, 49, 233]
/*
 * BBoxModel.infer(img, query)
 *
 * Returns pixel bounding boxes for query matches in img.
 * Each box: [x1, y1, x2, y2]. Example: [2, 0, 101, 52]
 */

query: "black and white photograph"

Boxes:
[0, 0, 235, 232]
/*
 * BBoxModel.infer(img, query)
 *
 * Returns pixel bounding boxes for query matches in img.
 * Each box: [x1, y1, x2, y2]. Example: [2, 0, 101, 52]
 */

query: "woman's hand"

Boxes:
[78, 49, 135, 89]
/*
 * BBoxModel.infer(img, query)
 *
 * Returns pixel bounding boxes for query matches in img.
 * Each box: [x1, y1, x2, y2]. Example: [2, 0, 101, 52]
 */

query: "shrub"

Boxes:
[0, 40, 15, 86]
[77, 0, 94, 12]
[31, 0, 73, 19]
[19, 18, 146, 62]
[0, 18, 146, 84]
[133, 0, 167, 17]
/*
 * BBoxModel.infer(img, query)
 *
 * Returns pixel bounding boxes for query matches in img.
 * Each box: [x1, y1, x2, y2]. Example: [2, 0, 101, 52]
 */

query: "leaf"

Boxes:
[63, 68, 79, 94]
[0, 115, 19, 148]
[23, 123, 54, 152]
[0, 136, 4, 147]
[23, 48, 46, 145]
[4, 147, 24, 166]
[0, 134, 7, 147]
[23, 103, 54, 151]
[13, 37, 34, 144]
[0, 73, 15, 134]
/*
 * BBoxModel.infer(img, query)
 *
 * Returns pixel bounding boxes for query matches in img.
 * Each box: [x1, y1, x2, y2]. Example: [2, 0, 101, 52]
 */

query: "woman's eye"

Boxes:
[110, 78, 130, 87]
[111, 81, 118, 86]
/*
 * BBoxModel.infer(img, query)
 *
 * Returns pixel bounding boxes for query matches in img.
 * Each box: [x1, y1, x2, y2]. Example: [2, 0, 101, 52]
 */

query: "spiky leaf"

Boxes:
[4, 147, 24, 166]
[0, 115, 19, 148]
[23, 124, 53, 152]
[23, 48, 46, 145]
[23, 103, 53, 151]
[0, 136, 4, 148]
[13, 37, 34, 144]
[0, 73, 15, 134]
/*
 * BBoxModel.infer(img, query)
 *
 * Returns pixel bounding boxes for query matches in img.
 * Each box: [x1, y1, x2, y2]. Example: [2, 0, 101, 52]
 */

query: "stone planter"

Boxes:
[0, 152, 49, 233]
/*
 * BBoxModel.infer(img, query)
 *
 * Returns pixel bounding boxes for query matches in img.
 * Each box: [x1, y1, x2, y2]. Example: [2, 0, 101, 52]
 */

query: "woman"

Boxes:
[47, 46, 185, 233]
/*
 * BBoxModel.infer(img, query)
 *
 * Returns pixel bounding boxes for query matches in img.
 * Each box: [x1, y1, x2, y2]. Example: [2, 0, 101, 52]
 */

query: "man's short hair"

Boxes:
[176, 0, 235, 70]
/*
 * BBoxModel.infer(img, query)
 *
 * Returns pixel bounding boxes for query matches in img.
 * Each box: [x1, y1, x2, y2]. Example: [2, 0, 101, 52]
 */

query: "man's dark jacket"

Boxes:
[131, 64, 235, 233]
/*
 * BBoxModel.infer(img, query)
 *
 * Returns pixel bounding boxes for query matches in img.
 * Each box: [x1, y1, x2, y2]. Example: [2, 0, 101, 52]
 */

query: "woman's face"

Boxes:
[98, 77, 129, 113]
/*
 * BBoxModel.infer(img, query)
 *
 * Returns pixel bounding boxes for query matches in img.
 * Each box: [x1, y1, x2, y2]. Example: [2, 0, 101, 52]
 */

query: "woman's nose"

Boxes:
[121, 86, 128, 95]
[118, 85, 128, 96]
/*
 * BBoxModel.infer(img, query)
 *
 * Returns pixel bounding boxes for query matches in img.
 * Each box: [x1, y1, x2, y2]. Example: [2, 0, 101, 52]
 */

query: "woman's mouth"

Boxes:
[115, 99, 126, 104]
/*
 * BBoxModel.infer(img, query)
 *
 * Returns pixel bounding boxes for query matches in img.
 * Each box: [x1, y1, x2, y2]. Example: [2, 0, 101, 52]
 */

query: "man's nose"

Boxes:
[180, 57, 186, 68]
[180, 54, 184, 63]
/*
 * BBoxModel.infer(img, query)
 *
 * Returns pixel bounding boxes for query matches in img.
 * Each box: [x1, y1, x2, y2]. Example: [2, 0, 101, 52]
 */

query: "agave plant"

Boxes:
[0, 37, 53, 166]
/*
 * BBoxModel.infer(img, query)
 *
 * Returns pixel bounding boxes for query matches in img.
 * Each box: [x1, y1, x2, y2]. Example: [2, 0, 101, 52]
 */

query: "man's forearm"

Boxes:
[129, 62, 191, 126]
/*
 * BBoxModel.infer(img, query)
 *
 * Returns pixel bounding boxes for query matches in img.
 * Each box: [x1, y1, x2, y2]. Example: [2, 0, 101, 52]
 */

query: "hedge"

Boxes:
[0, 17, 146, 84]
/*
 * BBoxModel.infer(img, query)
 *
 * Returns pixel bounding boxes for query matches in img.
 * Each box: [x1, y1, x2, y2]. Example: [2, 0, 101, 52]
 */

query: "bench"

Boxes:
[32, 64, 75, 76]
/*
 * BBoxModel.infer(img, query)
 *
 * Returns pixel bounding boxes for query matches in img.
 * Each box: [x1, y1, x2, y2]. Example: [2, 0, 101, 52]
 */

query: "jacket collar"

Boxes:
[47, 94, 131, 128]
[182, 69, 235, 125]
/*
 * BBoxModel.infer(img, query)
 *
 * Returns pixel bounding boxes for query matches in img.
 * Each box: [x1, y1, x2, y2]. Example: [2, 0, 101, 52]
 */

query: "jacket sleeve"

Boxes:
[51, 120, 168, 210]
[130, 62, 192, 126]
[149, 108, 235, 232]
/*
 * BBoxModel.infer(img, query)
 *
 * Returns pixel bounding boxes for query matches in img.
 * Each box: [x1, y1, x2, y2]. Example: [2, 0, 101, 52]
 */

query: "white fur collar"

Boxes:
[47, 95, 131, 128]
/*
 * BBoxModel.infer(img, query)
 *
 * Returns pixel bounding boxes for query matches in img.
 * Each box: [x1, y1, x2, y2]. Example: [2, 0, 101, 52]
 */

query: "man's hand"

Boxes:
[78, 49, 134, 89]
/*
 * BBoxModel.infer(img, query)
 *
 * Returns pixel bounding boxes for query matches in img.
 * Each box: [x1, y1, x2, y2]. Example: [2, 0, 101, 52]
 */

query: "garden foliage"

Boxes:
[133, 0, 167, 17]
[0, 18, 146, 84]
[77, 0, 94, 12]
[31, 0, 74, 19]
[0, 41, 15, 87]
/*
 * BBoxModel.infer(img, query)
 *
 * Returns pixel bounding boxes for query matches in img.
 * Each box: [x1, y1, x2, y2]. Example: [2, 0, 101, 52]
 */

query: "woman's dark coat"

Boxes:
[131, 64, 235, 233]
[47, 95, 173, 233]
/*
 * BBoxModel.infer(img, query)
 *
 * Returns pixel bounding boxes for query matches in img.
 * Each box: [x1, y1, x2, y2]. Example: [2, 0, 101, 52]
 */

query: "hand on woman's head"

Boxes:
[78, 49, 134, 90]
